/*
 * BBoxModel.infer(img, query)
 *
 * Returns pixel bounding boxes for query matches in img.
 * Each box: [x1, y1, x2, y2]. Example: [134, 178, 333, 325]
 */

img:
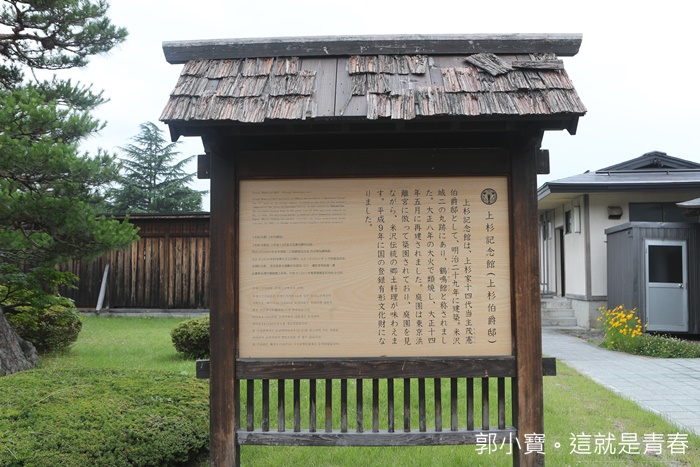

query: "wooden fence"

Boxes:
[62, 214, 210, 310]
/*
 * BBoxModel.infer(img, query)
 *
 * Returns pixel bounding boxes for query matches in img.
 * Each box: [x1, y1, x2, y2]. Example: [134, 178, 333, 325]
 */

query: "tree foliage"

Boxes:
[0, 1, 138, 316]
[107, 121, 205, 214]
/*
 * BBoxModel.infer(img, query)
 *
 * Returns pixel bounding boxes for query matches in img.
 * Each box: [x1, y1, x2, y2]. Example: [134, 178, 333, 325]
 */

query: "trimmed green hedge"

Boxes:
[0, 368, 209, 466]
[5, 297, 82, 354]
[170, 316, 209, 359]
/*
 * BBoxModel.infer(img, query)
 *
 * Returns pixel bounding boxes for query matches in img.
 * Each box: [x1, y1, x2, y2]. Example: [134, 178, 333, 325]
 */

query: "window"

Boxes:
[629, 203, 688, 222]
[565, 210, 572, 234]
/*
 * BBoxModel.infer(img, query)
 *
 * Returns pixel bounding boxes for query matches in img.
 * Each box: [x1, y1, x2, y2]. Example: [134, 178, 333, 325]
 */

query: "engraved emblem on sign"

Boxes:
[481, 188, 497, 205]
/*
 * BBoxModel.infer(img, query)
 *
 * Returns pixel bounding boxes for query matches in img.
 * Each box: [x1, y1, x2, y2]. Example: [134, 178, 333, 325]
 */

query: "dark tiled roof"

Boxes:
[538, 153, 700, 204]
[161, 50, 586, 124]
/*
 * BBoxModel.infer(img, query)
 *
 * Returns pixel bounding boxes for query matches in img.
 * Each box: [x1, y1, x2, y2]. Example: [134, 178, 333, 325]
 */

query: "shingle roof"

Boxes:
[160, 35, 586, 126]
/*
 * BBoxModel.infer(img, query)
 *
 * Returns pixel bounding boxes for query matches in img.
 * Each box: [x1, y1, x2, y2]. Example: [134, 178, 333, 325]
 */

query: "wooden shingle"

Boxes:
[160, 34, 586, 126]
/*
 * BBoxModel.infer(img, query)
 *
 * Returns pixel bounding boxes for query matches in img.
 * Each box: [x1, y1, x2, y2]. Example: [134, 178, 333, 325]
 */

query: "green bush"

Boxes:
[0, 368, 209, 466]
[170, 315, 210, 359]
[6, 296, 82, 354]
[636, 334, 700, 358]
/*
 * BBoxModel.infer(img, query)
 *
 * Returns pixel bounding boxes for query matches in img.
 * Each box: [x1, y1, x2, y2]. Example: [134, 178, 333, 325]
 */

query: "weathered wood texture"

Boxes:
[61, 215, 210, 310]
[192, 361, 553, 448]
[163, 34, 583, 64]
[208, 144, 239, 465]
[511, 143, 546, 467]
[161, 41, 585, 132]
[196, 358, 558, 380]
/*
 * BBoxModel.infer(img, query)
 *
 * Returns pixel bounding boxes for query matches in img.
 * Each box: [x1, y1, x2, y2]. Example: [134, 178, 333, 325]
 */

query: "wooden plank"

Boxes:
[207, 144, 238, 465]
[418, 378, 426, 432]
[465, 53, 512, 76]
[246, 380, 254, 431]
[236, 379, 241, 430]
[511, 59, 564, 70]
[466, 378, 474, 431]
[340, 379, 348, 433]
[237, 429, 517, 446]
[387, 379, 395, 433]
[336, 58, 366, 117]
[498, 377, 506, 430]
[325, 379, 332, 433]
[262, 380, 270, 432]
[278, 379, 285, 432]
[310, 379, 317, 432]
[372, 379, 379, 433]
[188, 235, 197, 308]
[301, 58, 338, 117]
[129, 237, 138, 306]
[194, 357, 557, 380]
[235, 148, 510, 179]
[236, 357, 517, 379]
[537, 149, 550, 175]
[403, 379, 410, 432]
[434, 378, 442, 432]
[481, 378, 489, 430]
[294, 379, 301, 432]
[356, 378, 363, 433]
[511, 143, 545, 467]
[163, 34, 583, 64]
[450, 378, 458, 432]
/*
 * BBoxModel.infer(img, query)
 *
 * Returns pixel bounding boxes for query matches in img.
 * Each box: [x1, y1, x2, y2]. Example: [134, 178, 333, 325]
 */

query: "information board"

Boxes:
[239, 177, 511, 358]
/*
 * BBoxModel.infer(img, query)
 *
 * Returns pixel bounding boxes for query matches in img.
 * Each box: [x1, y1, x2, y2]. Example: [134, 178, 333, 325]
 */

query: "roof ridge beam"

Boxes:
[163, 34, 583, 64]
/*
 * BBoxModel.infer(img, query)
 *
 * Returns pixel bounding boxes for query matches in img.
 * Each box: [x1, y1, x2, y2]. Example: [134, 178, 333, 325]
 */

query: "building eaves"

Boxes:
[538, 170, 700, 202]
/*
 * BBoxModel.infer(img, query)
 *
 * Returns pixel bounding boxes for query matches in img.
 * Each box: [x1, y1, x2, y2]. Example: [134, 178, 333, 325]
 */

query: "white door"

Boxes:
[645, 239, 688, 332]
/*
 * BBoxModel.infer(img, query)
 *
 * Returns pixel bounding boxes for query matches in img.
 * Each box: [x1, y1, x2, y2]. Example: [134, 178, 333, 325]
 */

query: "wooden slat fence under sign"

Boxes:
[194, 357, 556, 446]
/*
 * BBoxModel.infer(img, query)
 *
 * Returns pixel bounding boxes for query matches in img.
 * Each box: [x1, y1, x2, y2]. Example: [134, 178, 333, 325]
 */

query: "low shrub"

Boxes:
[598, 305, 644, 353]
[171, 315, 210, 359]
[637, 334, 700, 358]
[598, 305, 700, 358]
[0, 368, 209, 466]
[5, 296, 82, 354]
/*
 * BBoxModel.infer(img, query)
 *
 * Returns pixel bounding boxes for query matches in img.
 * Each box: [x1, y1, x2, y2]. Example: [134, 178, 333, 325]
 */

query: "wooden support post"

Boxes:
[511, 141, 545, 467]
[208, 140, 239, 466]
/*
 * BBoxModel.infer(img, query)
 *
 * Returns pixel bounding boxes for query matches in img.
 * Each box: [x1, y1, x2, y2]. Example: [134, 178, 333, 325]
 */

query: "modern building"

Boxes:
[538, 151, 700, 329]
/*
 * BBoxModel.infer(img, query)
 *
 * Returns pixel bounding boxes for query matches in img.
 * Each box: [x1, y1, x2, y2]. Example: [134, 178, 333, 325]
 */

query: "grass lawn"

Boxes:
[27, 317, 700, 465]
[40, 316, 195, 374]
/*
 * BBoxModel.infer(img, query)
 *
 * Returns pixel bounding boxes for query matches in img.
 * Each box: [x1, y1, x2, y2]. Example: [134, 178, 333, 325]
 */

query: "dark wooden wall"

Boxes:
[62, 215, 210, 310]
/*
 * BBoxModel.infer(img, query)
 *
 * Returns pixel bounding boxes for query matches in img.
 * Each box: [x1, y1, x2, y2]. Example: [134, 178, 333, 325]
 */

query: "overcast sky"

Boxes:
[63, 1, 699, 211]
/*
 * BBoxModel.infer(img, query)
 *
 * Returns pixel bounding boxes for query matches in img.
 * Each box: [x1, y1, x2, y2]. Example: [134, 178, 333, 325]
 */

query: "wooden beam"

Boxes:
[237, 429, 517, 446]
[510, 140, 545, 467]
[537, 149, 550, 175]
[195, 357, 557, 380]
[207, 138, 239, 466]
[163, 34, 583, 64]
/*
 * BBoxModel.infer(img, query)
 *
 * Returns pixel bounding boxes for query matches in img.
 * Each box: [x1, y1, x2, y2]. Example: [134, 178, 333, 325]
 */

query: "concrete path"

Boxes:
[542, 328, 700, 436]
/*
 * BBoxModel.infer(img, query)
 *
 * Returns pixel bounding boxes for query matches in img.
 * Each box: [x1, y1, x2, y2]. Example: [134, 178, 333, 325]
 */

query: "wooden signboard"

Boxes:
[239, 177, 511, 358]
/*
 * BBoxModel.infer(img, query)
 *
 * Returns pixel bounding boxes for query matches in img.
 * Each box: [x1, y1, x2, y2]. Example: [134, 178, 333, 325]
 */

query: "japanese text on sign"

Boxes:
[239, 177, 511, 358]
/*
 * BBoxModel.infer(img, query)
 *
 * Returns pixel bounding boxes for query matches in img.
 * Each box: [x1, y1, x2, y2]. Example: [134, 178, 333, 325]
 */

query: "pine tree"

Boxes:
[108, 122, 205, 214]
[0, 0, 139, 374]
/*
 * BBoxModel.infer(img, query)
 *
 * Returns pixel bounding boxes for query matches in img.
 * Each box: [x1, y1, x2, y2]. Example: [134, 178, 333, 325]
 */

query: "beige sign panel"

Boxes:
[239, 177, 511, 358]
